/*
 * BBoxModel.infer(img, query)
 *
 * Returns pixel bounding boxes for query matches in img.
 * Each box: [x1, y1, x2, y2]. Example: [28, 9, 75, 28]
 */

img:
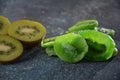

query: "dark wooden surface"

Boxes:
[0, 0, 120, 80]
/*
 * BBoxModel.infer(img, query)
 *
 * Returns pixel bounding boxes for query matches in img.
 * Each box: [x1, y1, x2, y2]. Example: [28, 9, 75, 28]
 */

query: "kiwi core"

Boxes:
[20, 27, 35, 34]
[0, 41, 15, 55]
[17, 26, 40, 36]
[0, 44, 11, 52]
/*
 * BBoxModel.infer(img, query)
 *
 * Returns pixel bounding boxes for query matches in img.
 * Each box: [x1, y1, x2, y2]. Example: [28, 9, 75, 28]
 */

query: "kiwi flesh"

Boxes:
[0, 16, 11, 35]
[54, 33, 88, 63]
[8, 20, 46, 47]
[0, 35, 23, 63]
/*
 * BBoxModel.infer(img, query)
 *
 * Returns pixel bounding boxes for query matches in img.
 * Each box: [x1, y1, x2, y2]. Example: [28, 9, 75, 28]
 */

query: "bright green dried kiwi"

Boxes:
[54, 33, 88, 63]
[67, 20, 98, 33]
[112, 48, 118, 57]
[46, 47, 57, 57]
[8, 20, 46, 47]
[80, 30, 115, 61]
[41, 36, 57, 48]
[0, 35, 23, 63]
[41, 37, 57, 56]
[0, 16, 11, 35]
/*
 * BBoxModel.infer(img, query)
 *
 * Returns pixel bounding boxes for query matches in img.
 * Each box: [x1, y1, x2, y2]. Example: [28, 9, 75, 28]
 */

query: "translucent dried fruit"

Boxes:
[54, 33, 88, 63]
[67, 20, 98, 33]
[80, 30, 115, 61]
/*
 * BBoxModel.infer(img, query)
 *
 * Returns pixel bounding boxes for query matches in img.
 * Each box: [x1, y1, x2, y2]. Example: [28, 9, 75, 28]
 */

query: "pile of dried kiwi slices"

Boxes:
[0, 16, 46, 63]
[41, 20, 118, 63]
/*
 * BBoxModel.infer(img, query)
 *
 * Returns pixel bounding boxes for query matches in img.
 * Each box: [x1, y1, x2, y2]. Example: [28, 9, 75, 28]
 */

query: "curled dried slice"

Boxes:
[46, 47, 57, 57]
[67, 20, 98, 33]
[80, 30, 116, 61]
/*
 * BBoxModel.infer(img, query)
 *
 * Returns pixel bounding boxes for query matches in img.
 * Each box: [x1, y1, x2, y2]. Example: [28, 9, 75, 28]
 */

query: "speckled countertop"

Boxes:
[0, 0, 120, 80]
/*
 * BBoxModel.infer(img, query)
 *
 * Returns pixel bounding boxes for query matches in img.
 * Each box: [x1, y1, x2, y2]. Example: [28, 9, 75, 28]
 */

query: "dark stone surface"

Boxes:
[0, 0, 120, 80]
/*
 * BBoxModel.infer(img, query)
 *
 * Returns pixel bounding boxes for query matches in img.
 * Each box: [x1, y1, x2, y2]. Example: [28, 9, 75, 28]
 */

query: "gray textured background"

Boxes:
[0, 0, 120, 80]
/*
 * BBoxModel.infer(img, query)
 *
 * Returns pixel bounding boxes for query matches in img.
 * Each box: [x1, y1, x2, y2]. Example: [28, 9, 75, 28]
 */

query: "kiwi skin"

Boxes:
[0, 51, 23, 64]
[22, 35, 46, 48]
[0, 50, 23, 64]
[0, 55, 22, 64]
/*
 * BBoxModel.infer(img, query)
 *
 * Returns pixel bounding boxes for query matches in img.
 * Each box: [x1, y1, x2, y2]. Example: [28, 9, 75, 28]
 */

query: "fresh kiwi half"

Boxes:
[0, 16, 11, 35]
[0, 35, 23, 63]
[8, 20, 46, 47]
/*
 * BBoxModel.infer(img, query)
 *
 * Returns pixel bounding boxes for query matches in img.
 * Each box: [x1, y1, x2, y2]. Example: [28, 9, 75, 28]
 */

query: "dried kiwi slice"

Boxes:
[46, 47, 57, 57]
[67, 20, 98, 33]
[54, 33, 88, 63]
[79, 30, 115, 61]
[0, 16, 11, 34]
[0, 35, 23, 63]
[8, 20, 46, 47]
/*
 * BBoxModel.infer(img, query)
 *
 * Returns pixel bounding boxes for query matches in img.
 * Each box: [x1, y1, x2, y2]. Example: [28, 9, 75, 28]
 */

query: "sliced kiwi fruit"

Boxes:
[0, 35, 23, 63]
[0, 16, 11, 35]
[54, 33, 88, 63]
[8, 20, 46, 47]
